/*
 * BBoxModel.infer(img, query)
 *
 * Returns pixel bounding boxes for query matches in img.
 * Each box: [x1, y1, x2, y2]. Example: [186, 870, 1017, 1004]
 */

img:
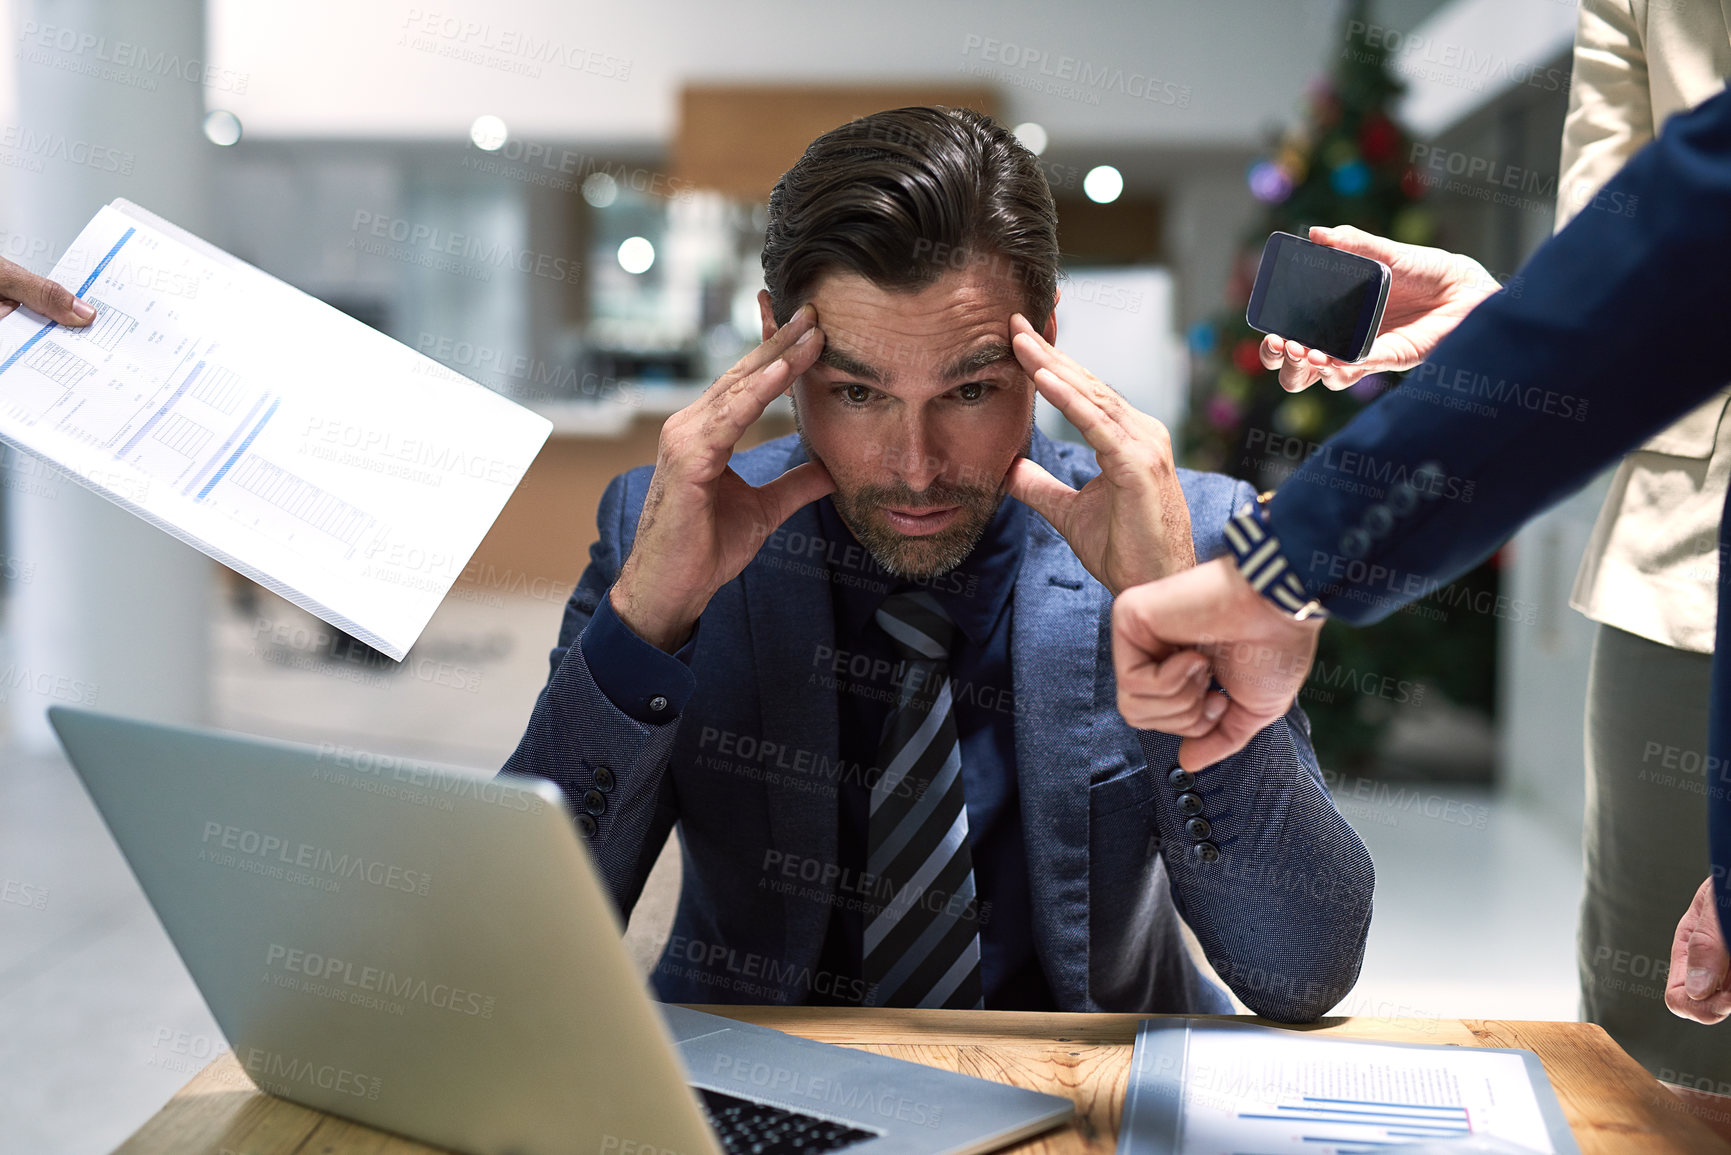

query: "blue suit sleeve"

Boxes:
[1136, 699, 1372, 1024]
[580, 592, 699, 725]
[1269, 83, 1731, 620]
[498, 470, 685, 922]
[1139, 481, 1375, 1023]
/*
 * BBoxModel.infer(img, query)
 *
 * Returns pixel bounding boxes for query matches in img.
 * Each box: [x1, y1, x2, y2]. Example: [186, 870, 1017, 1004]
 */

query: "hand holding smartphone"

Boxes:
[1245, 230, 1392, 363]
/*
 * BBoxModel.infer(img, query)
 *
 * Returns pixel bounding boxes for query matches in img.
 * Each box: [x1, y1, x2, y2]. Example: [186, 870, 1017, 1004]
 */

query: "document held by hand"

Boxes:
[1118, 1018, 1580, 1154]
[0, 199, 551, 660]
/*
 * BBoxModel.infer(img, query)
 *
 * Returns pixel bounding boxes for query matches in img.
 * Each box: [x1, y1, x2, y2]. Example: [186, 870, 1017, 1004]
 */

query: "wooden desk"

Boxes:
[112, 1008, 1731, 1155]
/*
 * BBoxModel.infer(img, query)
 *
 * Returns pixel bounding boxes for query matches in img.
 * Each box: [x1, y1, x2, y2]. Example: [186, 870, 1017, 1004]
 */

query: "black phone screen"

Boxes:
[1247, 233, 1385, 361]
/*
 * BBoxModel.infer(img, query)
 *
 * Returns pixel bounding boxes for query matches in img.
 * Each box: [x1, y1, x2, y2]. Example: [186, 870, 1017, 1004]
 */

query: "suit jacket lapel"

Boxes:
[742, 443, 841, 972]
[1011, 438, 1114, 1011]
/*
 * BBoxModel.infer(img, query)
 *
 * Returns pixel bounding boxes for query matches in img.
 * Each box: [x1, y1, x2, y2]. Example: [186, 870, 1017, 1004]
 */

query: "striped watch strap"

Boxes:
[1223, 491, 1328, 621]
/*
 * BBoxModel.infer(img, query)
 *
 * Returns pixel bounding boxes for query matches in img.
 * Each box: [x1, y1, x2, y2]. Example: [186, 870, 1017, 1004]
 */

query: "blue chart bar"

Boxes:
[1239, 1095, 1472, 1150]
[117, 359, 205, 458]
[0, 226, 134, 378]
[197, 396, 279, 501]
[1305, 1097, 1468, 1111]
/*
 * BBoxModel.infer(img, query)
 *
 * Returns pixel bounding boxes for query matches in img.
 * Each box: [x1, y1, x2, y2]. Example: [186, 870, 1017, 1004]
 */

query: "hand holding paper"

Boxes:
[0, 200, 551, 659]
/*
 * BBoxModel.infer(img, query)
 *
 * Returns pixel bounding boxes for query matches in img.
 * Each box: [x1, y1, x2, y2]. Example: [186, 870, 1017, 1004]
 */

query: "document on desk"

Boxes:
[0, 199, 551, 660]
[1118, 1018, 1580, 1155]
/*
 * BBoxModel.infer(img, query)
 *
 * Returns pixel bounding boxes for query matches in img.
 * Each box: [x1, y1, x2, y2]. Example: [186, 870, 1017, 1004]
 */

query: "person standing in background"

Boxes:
[1553, 0, 1731, 1092]
[1258, 0, 1731, 1088]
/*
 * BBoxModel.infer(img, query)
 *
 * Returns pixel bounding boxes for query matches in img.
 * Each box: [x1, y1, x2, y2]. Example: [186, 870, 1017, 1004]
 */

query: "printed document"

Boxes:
[0, 200, 551, 660]
[1119, 1019, 1579, 1154]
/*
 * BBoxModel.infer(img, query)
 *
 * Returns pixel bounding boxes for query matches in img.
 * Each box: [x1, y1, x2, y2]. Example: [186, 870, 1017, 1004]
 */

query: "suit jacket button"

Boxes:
[1185, 816, 1212, 841]
[594, 764, 616, 793]
[1191, 841, 1220, 864]
[648, 695, 669, 714]
[1388, 481, 1419, 516]
[1176, 791, 1204, 816]
[576, 812, 598, 838]
[583, 789, 607, 815]
[1364, 504, 1394, 538]
[1340, 528, 1371, 559]
[1167, 767, 1195, 790]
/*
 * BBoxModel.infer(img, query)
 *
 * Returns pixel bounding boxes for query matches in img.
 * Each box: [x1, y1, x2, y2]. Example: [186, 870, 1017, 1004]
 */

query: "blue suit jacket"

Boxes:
[1267, 85, 1731, 922]
[502, 427, 1374, 1021]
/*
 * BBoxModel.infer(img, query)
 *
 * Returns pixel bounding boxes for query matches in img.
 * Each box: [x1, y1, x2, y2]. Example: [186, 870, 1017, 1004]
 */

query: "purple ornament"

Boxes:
[1248, 161, 1293, 203]
[1206, 395, 1242, 430]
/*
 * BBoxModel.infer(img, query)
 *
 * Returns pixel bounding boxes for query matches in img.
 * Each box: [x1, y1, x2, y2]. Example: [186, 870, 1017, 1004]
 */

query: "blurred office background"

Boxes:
[0, 0, 1605, 1150]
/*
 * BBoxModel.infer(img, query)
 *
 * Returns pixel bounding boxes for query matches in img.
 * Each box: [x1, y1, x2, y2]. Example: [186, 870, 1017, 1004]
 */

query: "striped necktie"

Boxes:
[863, 589, 984, 1010]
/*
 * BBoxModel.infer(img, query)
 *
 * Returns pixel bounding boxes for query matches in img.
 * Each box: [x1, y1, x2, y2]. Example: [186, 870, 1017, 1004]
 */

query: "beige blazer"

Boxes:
[1562, 0, 1731, 653]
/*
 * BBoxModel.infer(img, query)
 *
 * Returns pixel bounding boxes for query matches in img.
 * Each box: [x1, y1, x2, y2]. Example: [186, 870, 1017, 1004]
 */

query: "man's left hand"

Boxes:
[1003, 312, 1194, 594]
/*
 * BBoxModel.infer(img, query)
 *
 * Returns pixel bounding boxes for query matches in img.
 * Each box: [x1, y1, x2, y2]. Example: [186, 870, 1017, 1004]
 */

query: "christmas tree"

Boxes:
[1181, 0, 1499, 773]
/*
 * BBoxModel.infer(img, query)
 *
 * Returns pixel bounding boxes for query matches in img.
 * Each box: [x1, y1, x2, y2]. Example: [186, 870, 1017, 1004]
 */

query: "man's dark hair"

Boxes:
[761, 106, 1059, 328]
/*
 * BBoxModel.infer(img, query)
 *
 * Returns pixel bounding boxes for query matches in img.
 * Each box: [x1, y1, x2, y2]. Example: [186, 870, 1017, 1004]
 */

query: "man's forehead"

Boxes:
[805, 268, 1027, 385]
[814, 336, 1016, 385]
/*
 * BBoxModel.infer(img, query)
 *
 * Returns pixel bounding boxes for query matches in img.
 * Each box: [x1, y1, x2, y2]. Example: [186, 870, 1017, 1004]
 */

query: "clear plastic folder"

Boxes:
[1118, 1018, 1581, 1155]
[0, 199, 551, 659]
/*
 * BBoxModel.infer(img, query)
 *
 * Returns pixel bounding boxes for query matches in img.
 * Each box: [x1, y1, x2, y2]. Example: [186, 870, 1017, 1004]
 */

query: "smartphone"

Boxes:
[1245, 231, 1391, 363]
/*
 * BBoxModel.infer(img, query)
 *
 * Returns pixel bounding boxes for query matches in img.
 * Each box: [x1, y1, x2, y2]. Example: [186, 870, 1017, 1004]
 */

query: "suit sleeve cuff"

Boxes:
[1224, 497, 1327, 619]
[578, 589, 698, 725]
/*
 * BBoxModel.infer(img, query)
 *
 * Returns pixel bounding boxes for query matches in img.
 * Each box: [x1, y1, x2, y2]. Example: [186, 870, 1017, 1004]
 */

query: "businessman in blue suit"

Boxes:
[501, 107, 1374, 1022]
[1112, 84, 1731, 1029]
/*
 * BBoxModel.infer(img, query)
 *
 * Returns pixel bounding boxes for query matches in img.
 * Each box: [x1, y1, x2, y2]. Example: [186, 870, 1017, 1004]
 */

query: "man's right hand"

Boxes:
[1666, 876, 1731, 1025]
[609, 303, 835, 652]
[1258, 224, 1501, 392]
[0, 254, 95, 327]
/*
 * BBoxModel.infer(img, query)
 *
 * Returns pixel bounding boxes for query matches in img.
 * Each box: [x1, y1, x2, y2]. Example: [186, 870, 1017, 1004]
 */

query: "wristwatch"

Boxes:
[1223, 490, 1329, 621]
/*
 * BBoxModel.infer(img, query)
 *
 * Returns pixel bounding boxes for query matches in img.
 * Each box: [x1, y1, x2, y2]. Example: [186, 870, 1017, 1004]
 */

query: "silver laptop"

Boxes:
[49, 706, 1072, 1155]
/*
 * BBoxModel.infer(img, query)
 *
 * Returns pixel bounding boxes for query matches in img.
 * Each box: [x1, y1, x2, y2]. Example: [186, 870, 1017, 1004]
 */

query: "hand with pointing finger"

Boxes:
[1002, 312, 1195, 595]
[0, 253, 96, 327]
[610, 303, 835, 652]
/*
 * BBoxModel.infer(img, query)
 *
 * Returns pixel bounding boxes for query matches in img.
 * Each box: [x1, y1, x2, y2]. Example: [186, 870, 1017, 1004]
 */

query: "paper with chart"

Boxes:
[0, 200, 551, 660]
[1119, 1019, 1577, 1155]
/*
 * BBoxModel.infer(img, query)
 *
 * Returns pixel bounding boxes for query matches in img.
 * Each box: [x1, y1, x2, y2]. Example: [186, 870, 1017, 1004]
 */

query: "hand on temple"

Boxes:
[1003, 313, 1196, 595]
[1259, 224, 1501, 392]
[610, 303, 834, 651]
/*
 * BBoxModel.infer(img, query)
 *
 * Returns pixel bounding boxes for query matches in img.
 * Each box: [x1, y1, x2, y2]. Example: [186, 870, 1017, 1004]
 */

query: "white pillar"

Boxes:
[4, 0, 213, 749]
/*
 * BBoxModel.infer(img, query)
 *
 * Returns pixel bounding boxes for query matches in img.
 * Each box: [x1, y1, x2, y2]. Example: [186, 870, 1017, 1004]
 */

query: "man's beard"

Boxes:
[831, 471, 1003, 579]
[793, 415, 1009, 580]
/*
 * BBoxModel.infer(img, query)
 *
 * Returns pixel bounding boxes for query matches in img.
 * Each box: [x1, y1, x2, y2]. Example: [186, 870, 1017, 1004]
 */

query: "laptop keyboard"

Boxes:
[696, 1086, 878, 1155]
